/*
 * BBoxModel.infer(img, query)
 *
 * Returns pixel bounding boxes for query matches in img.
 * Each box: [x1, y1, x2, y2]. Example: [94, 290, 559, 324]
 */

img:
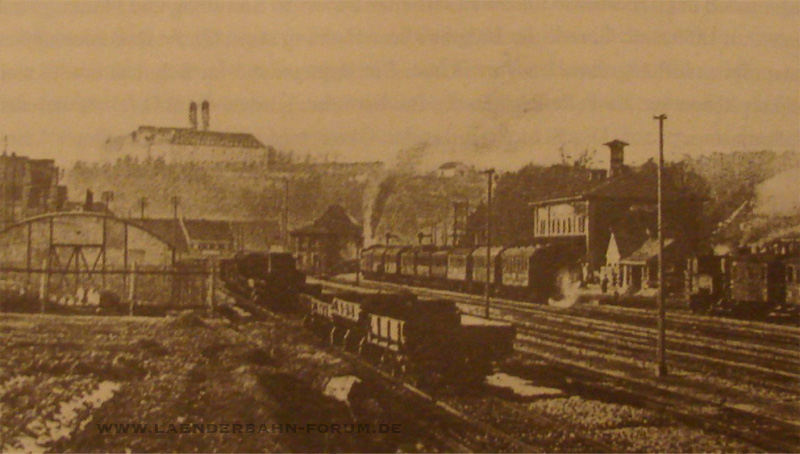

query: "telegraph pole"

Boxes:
[170, 195, 180, 220]
[101, 191, 114, 213]
[139, 197, 148, 220]
[484, 168, 495, 318]
[653, 114, 668, 377]
[282, 177, 289, 250]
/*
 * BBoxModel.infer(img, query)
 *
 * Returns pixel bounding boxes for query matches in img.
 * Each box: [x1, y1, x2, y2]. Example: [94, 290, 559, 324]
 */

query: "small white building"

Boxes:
[436, 161, 472, 178]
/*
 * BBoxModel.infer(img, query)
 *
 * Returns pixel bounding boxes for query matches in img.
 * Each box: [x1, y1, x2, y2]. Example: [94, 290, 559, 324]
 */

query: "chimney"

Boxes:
[189, 101, 198, 129]
[603, 139, 628, 178]
[84, 189, 94, 211]
[201, 100, 210, 131]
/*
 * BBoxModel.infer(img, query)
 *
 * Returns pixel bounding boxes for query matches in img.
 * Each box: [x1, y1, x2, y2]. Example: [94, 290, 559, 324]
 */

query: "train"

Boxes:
[360, 239, 799, 319]
[218, 251, 516, 386]
[360, 242, 585, 304]
[302, 290, 516, 387]
[218, 251, 308, 312]
[686, 243, 800, 317]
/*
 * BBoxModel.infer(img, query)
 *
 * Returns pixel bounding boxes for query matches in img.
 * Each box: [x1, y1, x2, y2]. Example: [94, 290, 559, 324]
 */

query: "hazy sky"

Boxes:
[1, 1, 797, 170]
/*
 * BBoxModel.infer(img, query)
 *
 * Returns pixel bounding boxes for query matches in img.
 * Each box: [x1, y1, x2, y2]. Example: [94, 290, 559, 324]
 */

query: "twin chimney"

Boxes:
[189, 102, 198, 129]
[201, 100, 209, 131]
[188, 100, 210, 131]
[603, 139, 628, 178]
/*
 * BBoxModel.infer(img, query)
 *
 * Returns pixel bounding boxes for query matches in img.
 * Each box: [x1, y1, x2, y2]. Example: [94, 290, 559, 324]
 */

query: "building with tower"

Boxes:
[104, 101, 286, 165]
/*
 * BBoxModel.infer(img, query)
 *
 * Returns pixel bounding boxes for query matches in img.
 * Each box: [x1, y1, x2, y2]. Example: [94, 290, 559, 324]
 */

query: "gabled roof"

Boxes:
[291, 204, 362, 238]
[438, 161, 469, 170]
[609, 216, 654, 259]
[530, 162, 704, 205]
[133, 218, 189, 251]
[183, 219, 234, 243]
[133, 126, 266, 149]
[620, 238, 676, 265]
[229, 220, 281, 252]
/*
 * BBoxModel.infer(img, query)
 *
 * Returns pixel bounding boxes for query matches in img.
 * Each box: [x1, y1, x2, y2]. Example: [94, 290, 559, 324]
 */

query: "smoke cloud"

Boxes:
[361, 142, 429, 246]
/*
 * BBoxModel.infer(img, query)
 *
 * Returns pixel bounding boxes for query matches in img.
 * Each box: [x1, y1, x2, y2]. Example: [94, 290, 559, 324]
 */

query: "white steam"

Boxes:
[548, 267, 582, 308]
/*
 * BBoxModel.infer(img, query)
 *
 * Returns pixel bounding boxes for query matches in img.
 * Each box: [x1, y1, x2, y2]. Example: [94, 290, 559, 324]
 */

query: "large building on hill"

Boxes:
[1, 152, 67, 229]
[105, 101, 289, 165]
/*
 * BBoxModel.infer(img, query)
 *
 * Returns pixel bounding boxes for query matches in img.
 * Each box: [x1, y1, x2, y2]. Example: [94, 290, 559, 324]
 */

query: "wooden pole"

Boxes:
[207, 260, 215, 315]
[484, 168, 495, 318]
[653, 113, 668, 377]
[39, 259, 47, 313]
[128, 262, 136, 316]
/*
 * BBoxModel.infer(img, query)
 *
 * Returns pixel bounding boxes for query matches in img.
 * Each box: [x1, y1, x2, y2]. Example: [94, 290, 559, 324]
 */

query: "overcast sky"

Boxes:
[1, 1, 797, 170]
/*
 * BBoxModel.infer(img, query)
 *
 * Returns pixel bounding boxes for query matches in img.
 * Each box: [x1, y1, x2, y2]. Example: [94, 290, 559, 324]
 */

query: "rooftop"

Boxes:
[530, 162, 706, 205]
[291, 204, 362, 238]
[133, 126, 266, 149]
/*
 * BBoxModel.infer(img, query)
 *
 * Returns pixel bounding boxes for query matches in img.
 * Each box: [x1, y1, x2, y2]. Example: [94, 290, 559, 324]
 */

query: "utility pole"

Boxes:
[170, 195, 180, 220]
[282, 177, 289, 250]
[101, 191, 114, 213]
[653, 113, 668, 377]
[484, 168, 495, 318]
[1, 136, 7, 228]
[139, 197, 148, 220]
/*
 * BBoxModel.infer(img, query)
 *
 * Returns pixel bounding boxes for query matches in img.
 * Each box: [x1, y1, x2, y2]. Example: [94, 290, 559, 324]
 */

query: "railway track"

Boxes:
[214, 287, 537, 453]
[320, 277, 800, 452]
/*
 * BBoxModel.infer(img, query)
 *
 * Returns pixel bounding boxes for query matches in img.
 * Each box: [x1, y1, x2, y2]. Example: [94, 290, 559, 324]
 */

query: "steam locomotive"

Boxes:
[218, 251, 307, 312]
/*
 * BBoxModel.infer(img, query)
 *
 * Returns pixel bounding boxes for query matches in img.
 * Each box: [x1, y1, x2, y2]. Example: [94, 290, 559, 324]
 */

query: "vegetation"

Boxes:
[63, 149, 798, 246]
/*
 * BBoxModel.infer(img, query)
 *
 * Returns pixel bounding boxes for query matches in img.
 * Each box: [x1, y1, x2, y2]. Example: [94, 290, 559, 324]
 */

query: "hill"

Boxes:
[64, 158, 381, 229]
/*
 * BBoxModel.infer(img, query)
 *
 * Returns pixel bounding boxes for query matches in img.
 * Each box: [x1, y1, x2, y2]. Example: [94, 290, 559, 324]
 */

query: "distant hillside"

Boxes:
[63, 149, 799, 248]
[64, 158, 382, 229]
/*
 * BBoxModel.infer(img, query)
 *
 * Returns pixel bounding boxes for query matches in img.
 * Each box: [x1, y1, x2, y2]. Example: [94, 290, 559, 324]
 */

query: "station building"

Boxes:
[529, 140, 706, 288]
[291, 204, 363, 276]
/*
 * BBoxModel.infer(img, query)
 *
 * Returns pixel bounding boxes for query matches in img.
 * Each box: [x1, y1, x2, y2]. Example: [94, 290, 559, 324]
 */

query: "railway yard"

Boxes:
[3, 272, 797, 453]
[3, 2, 799, 452]
[320, 276, 800, 452]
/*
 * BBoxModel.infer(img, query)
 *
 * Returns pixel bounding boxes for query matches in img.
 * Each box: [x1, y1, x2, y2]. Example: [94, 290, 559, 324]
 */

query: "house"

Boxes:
[133, 217, 279, 257]
[1, 152, 67, 229]
[618, 238, 686, 294]
[436, 161, 472, 178]
[182, 219, 235, 254]
[290, 204, 362, 275]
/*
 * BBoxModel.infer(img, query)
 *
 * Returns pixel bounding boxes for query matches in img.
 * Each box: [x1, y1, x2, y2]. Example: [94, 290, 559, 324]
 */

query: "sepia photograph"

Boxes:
[1, 1, 798, 452]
